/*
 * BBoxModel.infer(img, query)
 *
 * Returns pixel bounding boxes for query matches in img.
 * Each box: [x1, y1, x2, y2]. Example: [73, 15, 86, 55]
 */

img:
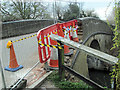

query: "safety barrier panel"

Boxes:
[37, 24, 59, 63]
[37, 19, 78, 63]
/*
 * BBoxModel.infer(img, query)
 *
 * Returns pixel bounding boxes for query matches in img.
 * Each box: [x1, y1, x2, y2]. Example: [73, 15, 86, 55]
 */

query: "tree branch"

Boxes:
[32, 2, 37, 19]
[1, 7, 12, 16]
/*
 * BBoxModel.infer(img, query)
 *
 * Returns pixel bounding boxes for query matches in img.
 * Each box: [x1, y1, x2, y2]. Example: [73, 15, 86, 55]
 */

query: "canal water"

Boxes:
[89, 69, 111, 88]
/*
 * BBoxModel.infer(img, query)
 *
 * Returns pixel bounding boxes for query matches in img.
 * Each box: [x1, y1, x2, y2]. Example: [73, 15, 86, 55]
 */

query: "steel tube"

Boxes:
[10, 61, 40, 90]
[71, 31, 112, 68]
[0, 58, 6, 90]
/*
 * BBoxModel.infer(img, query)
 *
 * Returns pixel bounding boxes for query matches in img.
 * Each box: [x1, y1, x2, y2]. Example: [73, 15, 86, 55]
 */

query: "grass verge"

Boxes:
[47, 70, 93, 89]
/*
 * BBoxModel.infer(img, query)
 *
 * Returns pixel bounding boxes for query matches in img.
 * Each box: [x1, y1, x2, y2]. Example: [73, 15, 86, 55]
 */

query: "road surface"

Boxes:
[0, 32, 40, 89]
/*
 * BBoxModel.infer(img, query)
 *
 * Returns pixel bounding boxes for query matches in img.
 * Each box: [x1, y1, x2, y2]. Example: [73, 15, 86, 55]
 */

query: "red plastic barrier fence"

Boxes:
[37, 20, 78, 63]
[37, 24, 58, 63]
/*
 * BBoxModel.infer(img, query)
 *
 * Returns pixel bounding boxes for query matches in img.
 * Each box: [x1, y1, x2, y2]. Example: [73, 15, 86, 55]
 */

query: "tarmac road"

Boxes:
[0, 32, 40, 89]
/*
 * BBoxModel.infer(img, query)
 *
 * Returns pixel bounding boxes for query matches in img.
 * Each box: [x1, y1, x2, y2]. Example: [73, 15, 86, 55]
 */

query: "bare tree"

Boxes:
[63, 3, 80, 21]
[1, 0, 50, 21]
[54, 1, 67, 20]
[55, 3, 62, 20]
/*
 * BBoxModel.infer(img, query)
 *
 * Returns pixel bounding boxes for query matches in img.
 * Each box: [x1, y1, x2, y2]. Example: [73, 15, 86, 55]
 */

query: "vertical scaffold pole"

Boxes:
[0, 58, 6, 90]
[58, 41, 64, 80]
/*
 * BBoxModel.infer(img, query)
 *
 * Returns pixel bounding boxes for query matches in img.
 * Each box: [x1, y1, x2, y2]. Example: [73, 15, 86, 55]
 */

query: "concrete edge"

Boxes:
[27, 71, 53, 89]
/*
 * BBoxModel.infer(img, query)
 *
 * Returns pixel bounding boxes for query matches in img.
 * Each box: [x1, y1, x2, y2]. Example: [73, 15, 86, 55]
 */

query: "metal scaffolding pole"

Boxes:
[55, 0, 57, 23]
[0, 58, 6, 89]
[53, 2, 55, 24]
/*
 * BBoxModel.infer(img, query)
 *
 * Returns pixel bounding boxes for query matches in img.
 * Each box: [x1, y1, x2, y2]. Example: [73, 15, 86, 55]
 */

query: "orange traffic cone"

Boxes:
[5, 41, 23, 72]
[64, 27, 73, 56]
[49, 32, 58, 68]
[72, 26, 79, 42]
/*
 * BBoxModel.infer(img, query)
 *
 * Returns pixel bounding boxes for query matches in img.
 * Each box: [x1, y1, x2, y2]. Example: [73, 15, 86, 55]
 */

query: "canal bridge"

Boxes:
[0, 17, 118, 89]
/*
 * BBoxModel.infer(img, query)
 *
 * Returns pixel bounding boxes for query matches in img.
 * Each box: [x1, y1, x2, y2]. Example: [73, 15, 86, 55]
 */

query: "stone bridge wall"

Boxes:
[78, 17, 112, 41]
[2, 19, 55, 38]
[77, 17, 114, 71]
[78, 17, 113, 54]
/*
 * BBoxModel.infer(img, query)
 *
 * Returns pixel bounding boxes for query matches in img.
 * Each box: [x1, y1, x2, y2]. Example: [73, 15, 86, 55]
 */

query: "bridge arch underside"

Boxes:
[85, 35, 112, 87]
[85, 34, 112, 54]
[85, 34, 112, 70]
[90, 39, 100, 50]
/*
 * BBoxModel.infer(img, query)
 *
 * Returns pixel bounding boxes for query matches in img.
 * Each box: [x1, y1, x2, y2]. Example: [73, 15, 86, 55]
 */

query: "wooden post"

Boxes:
[58, 41, 64, 80]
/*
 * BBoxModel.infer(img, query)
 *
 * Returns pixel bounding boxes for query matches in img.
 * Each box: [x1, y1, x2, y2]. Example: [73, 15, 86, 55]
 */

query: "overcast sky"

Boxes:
[83, 1, 114, 20]
[40, 0, 115, 20]
[39, 0, 115, 20]
[2, 0, 117, 20]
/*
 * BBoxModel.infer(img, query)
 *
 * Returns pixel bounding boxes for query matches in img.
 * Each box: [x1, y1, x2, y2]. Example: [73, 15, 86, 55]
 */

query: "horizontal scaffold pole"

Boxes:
[50, 34, 118, 65]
